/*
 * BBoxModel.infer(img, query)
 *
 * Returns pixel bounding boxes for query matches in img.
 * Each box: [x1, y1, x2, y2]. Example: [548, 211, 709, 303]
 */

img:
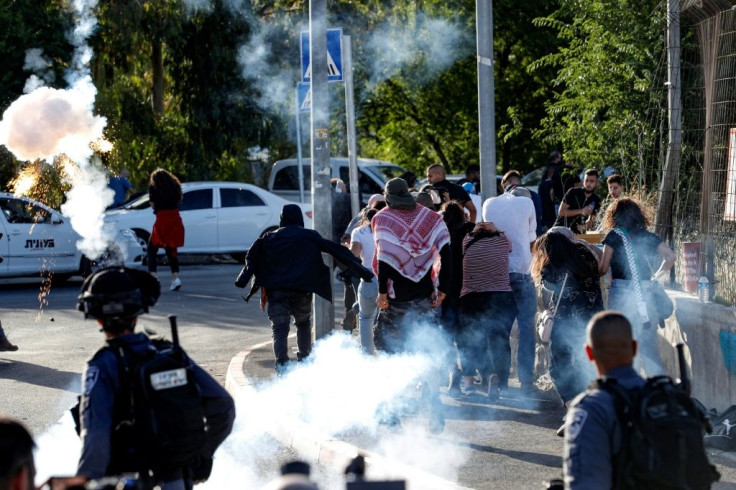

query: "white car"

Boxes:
[103, 182, 313, 260]
[0, 192, 144, 281]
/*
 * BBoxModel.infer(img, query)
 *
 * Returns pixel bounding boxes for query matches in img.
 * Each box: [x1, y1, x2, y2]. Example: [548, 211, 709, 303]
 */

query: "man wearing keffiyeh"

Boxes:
[372, 177, 452, 434]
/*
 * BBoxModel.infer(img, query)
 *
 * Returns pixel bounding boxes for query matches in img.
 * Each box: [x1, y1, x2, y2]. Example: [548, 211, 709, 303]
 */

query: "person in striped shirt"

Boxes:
[457, 222, 517, 399]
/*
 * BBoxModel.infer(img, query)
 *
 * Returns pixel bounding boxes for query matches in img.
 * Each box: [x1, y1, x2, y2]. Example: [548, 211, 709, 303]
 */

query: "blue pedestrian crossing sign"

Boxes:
[297, 82, 311, 113]
[301, 28, 343, 83]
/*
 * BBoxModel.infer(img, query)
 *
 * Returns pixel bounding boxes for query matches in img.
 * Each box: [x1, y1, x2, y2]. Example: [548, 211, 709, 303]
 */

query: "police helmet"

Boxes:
[78, 267, 160, 321]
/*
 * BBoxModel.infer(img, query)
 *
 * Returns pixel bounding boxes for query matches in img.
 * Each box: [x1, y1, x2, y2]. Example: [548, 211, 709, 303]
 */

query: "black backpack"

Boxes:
[598, 376, 720, 490]
[106, 336, 208, 475]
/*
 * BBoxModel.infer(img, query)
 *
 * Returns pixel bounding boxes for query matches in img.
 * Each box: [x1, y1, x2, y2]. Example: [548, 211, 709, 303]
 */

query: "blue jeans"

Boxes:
[357, 279, 378, 354]
[510, 273, 537, 384]
[609, 280, 665, 376]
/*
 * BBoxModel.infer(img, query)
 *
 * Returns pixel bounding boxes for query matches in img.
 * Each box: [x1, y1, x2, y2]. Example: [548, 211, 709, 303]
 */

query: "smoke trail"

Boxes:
[23, 48, 56, 94]
[363, 15, 472, 91]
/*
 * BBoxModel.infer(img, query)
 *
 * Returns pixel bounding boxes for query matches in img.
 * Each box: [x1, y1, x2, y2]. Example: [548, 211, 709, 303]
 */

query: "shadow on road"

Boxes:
[0, 358, 80, 391]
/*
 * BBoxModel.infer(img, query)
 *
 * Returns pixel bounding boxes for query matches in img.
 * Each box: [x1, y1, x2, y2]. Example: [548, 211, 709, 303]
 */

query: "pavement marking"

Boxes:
[183, 294, 238, 302]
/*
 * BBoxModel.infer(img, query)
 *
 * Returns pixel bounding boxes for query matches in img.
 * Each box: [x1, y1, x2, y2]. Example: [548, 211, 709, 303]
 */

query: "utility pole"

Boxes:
[654, 0, 682, 247]
[343, 35, 360, 217]
[310, 0, 334, 339]
[476, 0, 497, 203]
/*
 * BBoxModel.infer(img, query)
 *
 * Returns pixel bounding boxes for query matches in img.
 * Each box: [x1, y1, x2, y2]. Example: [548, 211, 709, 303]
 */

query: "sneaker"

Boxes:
[169, 277, 182, 291]
[487, 374, 500, 401]
[556, 422, 566, 437]
[0, 338, 18, 352]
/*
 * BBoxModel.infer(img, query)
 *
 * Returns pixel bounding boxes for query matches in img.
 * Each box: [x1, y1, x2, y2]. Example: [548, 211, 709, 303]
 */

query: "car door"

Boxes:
[0, 197, 77, 275]
[217, 187, 272, 252]
[0, 209, 9, 275]
[178, 188, 217, 253]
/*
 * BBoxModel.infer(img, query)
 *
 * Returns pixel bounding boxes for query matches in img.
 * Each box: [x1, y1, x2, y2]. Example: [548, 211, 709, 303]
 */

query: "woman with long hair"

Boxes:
[457, 221, 516, 399]
[440, 201, 475, 396]
[531, 229, 602, 406]
[599, 197, 676, 376]
[349, 207, 380, 354]
[147, 168, 185, 291]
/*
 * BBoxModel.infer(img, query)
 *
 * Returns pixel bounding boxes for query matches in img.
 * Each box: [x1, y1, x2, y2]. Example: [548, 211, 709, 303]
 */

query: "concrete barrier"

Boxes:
[657, 289, 736, 412]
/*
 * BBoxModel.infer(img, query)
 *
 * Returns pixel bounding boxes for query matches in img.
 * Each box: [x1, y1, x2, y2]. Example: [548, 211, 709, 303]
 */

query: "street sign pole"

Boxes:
[309, 0, 334, 339]
[343, 35, 360, 217]
[476, 0, 497, 202]
[295, 85, 305, 204]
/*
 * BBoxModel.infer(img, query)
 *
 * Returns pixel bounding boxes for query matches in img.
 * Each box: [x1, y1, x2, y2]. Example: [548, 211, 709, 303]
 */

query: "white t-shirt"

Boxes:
[350, 224, 375, 269]
[481, 193, 536, 274]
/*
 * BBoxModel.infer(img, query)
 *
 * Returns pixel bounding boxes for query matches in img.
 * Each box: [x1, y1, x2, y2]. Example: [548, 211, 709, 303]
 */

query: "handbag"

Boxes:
[537, 273, 569, 343]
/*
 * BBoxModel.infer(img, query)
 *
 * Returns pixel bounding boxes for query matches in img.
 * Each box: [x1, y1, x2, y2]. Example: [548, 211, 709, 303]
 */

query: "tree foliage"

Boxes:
[532, 0, 666, 173]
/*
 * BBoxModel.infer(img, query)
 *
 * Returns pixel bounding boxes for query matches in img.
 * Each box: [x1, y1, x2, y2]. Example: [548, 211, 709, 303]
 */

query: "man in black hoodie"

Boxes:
[235, 204, 374, 371]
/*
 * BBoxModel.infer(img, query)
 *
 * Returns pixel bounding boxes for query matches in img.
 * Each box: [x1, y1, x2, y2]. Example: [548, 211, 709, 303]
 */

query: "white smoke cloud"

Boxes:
[0, 84, 105, 163]
[23, 48, 56, 93]
[364, 15, 472, 90]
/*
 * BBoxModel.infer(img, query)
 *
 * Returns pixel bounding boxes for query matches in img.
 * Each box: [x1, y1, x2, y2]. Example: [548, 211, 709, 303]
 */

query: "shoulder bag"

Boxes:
[537, 272, 569, 343]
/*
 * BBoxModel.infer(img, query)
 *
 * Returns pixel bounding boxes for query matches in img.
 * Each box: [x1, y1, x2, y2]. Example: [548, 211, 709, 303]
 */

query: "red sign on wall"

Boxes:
[681, 242, 701, 293]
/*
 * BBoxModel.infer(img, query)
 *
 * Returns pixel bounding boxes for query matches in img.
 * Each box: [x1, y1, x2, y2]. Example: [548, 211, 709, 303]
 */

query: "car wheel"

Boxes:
[133, 229, 150, 265]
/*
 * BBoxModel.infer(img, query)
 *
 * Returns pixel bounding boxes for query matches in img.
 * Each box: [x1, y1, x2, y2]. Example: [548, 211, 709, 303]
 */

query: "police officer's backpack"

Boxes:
[107, 328, 207, 475]
[599, 376, 720, 489]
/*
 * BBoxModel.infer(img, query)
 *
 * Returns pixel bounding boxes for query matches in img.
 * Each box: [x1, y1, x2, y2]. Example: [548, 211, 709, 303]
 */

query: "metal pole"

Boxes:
[476, 0, 497, 203]
[310, 0, 334, 339]
[295, 85, 305, 204]
[654, 0, 682, 246]
[343, 35, 360, 217]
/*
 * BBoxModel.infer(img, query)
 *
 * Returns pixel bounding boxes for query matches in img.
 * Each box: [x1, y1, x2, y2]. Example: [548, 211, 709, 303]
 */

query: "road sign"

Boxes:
[297, 82, 311, 113]
[301, 28, 343, 82]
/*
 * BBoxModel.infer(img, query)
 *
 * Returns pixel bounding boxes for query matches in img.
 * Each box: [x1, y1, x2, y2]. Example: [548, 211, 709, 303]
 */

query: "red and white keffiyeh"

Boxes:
[371, 205, 451, 282]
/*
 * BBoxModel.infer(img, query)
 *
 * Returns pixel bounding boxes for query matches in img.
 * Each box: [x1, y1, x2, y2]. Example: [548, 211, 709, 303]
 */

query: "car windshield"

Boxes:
[366, 165, 406, 182]
[124, 194, 151, 210]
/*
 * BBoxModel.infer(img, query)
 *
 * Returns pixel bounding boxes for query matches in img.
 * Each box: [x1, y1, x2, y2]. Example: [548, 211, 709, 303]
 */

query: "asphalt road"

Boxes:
[1, 262, 735, 489]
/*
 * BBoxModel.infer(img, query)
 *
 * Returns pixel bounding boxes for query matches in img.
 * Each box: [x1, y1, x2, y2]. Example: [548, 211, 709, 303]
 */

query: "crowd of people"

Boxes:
[0, 156, 696, 490]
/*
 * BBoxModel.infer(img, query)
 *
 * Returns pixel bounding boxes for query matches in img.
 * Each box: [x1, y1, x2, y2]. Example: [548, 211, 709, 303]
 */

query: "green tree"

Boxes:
[532, 0, 666, 173]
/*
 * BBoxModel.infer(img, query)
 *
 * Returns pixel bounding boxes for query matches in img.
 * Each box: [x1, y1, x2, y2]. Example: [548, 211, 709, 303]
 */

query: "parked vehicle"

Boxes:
[267, 157, 407, 203]
[0, 193, 143, 281]
[103, 182, 312, 261]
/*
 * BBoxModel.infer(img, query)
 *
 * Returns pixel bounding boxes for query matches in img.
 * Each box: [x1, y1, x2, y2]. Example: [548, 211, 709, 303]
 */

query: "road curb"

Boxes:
[226, 347, 473, 490]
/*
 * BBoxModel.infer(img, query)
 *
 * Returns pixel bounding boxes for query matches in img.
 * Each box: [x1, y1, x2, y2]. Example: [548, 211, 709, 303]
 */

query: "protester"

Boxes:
[482, 183, 538, 391]
[457, 163, 480, 195]
[598, 197, 676, 376]
[349, 208, 380, 354]
[440, 201, 475, 395]
[426, 164, 477, 221]
[400, 171, 418, 191]
[107, 169, 134, 208]
[147, 168, 185, 291]
[538, 165, 558, 231]
[373, 178, 452, 433]
[563, 311, 645, 488]
[331, 178, 359, 333]
[606, 174, 624, 200]
[235, 204, 373, 372]
[531, 229, 602, 408]
[501, 170, 542, 235]
[554, 168, 601, 234]
[0, 417, 35, 490]
[458, 221, 516, 399]
[75, 267, 235, 488]
[461, 182, 483, 223]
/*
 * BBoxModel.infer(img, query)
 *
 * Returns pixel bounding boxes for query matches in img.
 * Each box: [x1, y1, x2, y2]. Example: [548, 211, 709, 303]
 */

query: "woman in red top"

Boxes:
[147, 168, 185, 291]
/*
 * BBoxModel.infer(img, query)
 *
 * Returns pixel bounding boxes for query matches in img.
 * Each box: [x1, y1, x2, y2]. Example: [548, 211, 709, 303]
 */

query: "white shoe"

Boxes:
[170, 278, 181, 291]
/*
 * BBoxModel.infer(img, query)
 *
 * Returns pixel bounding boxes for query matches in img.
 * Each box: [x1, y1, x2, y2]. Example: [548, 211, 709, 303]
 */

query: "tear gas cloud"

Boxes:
[23, 49, 55, 94]
[0, 0, 117, 260]
[34, 332, 470, 488]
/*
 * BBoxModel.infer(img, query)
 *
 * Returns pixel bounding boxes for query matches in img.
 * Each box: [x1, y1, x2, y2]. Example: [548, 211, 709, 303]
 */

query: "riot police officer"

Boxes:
[562, 311, 644, 488]
[75, 267, 235, 489]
